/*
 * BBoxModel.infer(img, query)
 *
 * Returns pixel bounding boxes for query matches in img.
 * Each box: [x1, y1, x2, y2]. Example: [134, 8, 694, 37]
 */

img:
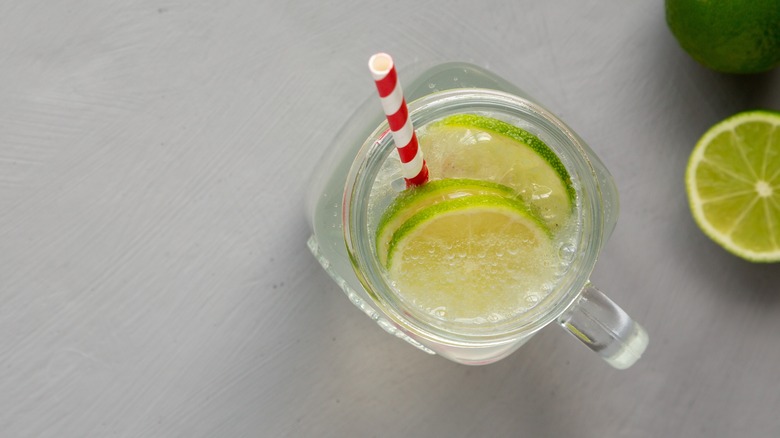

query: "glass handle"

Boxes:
[557, 283, 649, 369]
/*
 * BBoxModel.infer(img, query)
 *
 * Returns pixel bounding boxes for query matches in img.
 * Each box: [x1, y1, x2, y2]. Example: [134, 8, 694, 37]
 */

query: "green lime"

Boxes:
[419, 114, 575, 230]
[666, 0, 780, 74]
[375, 178, 516, 266]
[686, 110, 780, 262]
[386, 195, 556, 323]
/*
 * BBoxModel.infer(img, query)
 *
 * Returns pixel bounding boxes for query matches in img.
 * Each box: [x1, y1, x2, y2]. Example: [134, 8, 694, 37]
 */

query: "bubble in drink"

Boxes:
[559, 242, 576, 261]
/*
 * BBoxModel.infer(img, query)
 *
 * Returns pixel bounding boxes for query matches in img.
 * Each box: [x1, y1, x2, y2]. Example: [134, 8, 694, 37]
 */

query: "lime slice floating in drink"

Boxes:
[375, 178, 517, 266]
[419, 114, 575, 230]
[686, 110, 780, 262]
[386, 194, 555, 323]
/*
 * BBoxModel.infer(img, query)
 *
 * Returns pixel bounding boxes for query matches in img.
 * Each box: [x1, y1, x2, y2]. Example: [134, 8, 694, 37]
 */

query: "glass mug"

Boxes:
[306, 62, 648, 368]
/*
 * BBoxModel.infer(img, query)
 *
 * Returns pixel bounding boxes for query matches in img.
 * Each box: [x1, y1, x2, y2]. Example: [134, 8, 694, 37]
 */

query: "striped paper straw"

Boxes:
[368, 53, 429, 187]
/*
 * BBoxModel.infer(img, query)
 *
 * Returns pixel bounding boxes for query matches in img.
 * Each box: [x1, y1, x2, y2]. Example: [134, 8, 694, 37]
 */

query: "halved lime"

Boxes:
[386, 194, 557, 323]
[419, 114, 575, 230]
[686, 110, 780, 262]
[375, 178, 517, 266]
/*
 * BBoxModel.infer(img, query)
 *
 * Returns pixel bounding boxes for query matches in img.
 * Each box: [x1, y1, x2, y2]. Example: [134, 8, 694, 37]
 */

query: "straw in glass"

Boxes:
[368, 53, 429, 187]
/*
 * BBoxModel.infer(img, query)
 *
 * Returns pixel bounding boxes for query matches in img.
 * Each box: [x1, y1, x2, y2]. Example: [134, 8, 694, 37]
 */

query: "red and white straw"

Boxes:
[368, 53, 429, 187]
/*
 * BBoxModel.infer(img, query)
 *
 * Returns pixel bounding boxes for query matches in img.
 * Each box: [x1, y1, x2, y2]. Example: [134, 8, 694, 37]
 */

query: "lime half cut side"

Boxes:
[375, 178, 517, 266]
[419, 114, 575, 231]
[686, 110, 780, 262]
[386, 194, 557, 323]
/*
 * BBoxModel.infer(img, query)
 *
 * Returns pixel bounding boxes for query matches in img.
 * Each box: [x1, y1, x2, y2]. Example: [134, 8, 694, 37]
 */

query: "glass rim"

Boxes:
[344, 88, 604, 347]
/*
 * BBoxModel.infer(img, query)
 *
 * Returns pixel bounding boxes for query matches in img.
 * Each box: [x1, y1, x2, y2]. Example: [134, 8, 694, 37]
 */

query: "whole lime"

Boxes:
[666, 0, 780, 74]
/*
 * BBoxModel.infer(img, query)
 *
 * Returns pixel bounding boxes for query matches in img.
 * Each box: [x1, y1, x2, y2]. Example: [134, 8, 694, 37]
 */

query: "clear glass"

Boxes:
[306, 62, 647, 367]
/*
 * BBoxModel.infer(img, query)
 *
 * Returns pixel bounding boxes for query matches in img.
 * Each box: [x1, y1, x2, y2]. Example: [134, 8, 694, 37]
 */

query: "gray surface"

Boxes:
[2, 1, 779, 437]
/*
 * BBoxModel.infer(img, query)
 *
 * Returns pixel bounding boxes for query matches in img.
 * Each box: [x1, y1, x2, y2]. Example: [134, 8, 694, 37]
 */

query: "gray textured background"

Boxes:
[2, 1, 779, 437]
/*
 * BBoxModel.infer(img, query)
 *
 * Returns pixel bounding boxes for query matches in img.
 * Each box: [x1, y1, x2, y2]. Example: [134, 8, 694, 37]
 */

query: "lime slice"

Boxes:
[419, 114, 575, 230]
[386, 195, 557, 323]
[686, 110, 780, 262]
[375, 178, 517, 266]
